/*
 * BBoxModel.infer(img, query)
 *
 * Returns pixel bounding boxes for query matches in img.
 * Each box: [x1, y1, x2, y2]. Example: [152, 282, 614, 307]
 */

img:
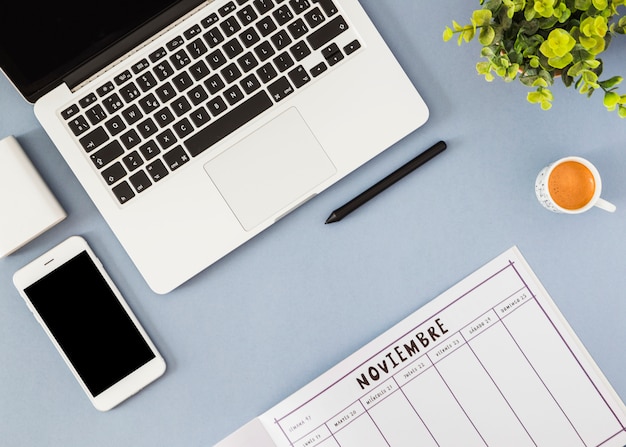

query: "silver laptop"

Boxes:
[0, 0, 429, 293]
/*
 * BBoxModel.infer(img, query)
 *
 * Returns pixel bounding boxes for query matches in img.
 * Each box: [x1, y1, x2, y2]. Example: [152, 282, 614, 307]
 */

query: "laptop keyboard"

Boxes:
[60, 0, 361, 205]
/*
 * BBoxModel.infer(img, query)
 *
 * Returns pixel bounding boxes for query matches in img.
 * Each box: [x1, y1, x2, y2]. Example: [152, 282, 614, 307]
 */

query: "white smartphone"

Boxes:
[13, 235, 166, 411]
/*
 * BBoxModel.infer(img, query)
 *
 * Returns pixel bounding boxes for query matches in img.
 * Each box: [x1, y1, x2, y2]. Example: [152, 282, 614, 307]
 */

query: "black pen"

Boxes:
[325, 140, 447, 224]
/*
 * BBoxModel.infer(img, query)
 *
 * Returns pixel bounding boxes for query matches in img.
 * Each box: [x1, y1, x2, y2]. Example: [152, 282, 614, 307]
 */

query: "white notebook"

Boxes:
[216, 246, 626, 447]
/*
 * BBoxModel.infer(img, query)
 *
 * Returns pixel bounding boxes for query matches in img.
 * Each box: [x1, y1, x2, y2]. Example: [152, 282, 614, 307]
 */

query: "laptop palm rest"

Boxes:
[204, 107, 336, 231]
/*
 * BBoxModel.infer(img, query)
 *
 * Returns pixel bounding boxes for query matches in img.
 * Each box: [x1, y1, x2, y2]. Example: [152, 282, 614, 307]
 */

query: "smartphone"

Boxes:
[13, 235, 166, 411]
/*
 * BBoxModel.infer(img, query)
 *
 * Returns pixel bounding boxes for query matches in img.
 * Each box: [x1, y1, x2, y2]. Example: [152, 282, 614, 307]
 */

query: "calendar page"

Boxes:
[216, 247, 626, 447]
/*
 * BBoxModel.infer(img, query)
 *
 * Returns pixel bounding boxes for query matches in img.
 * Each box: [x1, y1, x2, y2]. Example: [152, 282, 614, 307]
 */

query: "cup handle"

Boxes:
[595, 197, 617, 213]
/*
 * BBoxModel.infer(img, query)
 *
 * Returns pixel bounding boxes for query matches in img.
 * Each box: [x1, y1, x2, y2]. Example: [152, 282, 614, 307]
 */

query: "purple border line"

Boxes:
[274, 261, 516, 428]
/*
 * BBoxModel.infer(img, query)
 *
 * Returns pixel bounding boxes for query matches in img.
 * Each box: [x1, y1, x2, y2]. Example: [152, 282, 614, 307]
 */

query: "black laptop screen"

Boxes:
[0, 0, 186, 102]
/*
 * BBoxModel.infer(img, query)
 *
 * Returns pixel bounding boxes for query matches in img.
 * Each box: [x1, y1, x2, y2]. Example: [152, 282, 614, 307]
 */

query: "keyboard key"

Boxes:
[237, 51, 259, 72]
[310, 61, 327, 77]
[268, 76, 294, 101]
[102, 162, 127, 185]
[154, 60, 175, 80]
[253, 0, 275, 15]
[207, 96, 228, 116]
[240, 27, 261, 47]
[120, 82, 141, 102]
[287, 18, 308, 39]
[221, 63, 242, 83]
[149, 47, 167, 62]
[273, 52, 295, 72]
[103, 93, 124, 114]
[271, 30, 292, 50]
[201, 13, 219, 28]
[156, 129, 177, 149]
[306, 15, 348, 50]
[139, 140, 161, 160]
[112, 181, 135, 204]
[224, 85, 245, 105]
[79, 93, 98, 108]
[184, 24, 203, 39]
[138, 118, 159, 138]
[240, 74, 262, 94]
[163, 145, 190, 171]
[187, 85, 209, 105]
[344, 39, 361, 55]
[290, 0, 310, 13]
[257, 63, 278, 83]
[114, 70, 133, 85]
[105, 116, 126, 136]
[122, 104, 143, 125]
[304, 7, 325, 28]
[224, 38, 244, 58]
[138, 93, 161, 114]
[315, 0, 338, 16]
[288, 65, 311, 88]
[146, 159, 169, 182]
[155, 83, 176, 103]
[172, 71, 193, 92]
[205, 74, 226, 94]
[96, 82, 115, 97]
[122, 150, 144, 171]
[130, 170, 152, 192]
[254, 40, 275, 61]
[154, 108, 175, 127]
[131, 58, 150, 74]
[187, 38, 208, 59]
[136, 72, 158, 91]
[237, 6, 258, 25]
[173, 118, 194, 138]
[120, 129, 141, 149]
[219, 1, 238, 16]
[61, 104, 80, 120]
[170, 49, 192, 69]
[79, 127, 109, 152]
[85, 104, 107, 125]
[204, 27, 225, 47]
[189, 60, 211, 80]
[166, 35, 185, 51]
[208, 49, 228, 69]
[256, 15, 277, 36]
[185, 90, 272, 157]
[290, 40, 311, 61]
[91, 140, 124, 169]
[190, 106, 212, 128]
[221, 16, 242, 36]
[273, 5, 294, 25]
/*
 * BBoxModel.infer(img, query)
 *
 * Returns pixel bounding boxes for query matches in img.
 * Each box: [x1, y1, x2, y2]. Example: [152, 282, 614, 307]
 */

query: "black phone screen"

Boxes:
[24, 251, 155, 396]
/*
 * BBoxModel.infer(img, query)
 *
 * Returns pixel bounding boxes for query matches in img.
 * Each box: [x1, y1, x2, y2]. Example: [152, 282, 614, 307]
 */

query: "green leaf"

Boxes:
[604, 91, 620, 109]
[598, 76, 623, 90]
[548, 53, 574, 69]
[443, 27, 454, 42]
[472, 9, 493, 26]
[479, 25, 496, 45]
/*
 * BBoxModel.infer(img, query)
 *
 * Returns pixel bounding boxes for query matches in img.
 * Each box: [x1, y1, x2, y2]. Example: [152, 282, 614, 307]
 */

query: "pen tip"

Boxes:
[325, 213, 339, 224]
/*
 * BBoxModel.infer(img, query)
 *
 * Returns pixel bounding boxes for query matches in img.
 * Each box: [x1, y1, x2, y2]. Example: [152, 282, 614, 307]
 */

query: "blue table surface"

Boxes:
[2, 1, 626, 445]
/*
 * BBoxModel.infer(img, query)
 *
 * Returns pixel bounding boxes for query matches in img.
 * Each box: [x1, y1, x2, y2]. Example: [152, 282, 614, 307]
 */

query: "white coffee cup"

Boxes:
[535, 156, 616, 214]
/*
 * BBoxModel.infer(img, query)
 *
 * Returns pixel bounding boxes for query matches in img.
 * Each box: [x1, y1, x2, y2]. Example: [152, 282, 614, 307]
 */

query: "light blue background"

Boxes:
[2, 1, 626, 445]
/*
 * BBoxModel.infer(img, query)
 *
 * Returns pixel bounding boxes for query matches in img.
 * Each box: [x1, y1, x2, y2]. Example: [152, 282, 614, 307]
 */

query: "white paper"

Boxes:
[216, 247, 626, 447]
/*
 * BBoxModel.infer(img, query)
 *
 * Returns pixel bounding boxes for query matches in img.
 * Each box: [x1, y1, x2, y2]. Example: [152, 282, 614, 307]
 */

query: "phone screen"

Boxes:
[23, 251, 156, 397]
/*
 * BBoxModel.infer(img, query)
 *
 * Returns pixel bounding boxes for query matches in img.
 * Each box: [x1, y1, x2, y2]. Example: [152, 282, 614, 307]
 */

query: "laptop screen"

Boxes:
[0, 0, 199, 102]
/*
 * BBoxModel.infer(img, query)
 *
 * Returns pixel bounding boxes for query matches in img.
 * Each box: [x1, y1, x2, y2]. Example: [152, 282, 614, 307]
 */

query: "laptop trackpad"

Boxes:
[204, 108, 336, 231]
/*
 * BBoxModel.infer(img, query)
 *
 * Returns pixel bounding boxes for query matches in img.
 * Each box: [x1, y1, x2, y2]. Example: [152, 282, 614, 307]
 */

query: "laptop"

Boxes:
[0, 0, 429, 294]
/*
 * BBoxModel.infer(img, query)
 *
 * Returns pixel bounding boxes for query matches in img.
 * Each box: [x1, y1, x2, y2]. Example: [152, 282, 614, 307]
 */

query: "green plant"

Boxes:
[443, 0, 626, 116]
